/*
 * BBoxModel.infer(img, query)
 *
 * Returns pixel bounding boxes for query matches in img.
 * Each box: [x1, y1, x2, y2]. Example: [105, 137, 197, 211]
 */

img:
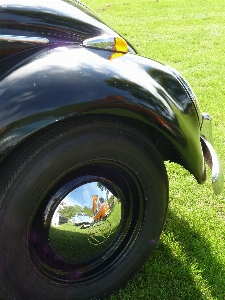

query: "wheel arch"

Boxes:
[0, 113, 187, 176]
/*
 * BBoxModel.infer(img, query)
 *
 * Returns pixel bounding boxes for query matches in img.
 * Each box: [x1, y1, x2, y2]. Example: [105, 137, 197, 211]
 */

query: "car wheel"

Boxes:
[0, 117, 168, 300]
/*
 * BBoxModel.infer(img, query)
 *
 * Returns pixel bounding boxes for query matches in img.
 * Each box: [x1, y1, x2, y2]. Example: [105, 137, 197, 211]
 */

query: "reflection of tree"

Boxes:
[5, 6, 103, 43]
[82, 206, 93, 216]
[97, 183, 117, 206]
[60, 205, 92, 219]
[105, 77, 175, 122]
[149, 69, 192, 113]
[97, 182, 109, 200]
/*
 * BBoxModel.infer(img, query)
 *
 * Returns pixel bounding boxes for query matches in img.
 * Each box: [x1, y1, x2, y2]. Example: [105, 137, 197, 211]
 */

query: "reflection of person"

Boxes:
[51, 209, 60, 226]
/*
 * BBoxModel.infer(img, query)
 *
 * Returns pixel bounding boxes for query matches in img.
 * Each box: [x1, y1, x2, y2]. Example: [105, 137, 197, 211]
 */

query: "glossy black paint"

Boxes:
[0, 0, 117, 61]
[0, 0, 205, 183]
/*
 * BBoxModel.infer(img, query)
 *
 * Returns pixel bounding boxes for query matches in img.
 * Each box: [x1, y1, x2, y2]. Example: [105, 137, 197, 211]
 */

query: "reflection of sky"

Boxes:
[63, 182, 111, 208]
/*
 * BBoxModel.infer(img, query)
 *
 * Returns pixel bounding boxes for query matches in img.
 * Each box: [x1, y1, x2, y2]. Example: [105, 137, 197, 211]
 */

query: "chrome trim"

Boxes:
[83, 35, 117, 50]
[0, 35, 49, 44]
[201, 112, 214, 146]
[200, 135, 224, 195]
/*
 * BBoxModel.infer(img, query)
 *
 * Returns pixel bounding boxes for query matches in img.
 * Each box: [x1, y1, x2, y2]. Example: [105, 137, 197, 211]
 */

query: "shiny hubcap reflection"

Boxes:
[49, 182, 121, 261]
[29, 160, 144, 285]
[89, 220, 111, 245]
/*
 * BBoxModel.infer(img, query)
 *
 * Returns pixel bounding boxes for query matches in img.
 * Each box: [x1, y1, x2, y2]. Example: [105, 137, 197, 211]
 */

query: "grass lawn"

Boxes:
[58, 1, 225, 299]
[50, 201, 121, 260]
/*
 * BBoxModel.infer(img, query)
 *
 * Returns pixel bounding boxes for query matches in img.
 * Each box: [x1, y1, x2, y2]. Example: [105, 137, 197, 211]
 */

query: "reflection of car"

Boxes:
[72, 213, 94, 226]
[59, 215, 68, 224]
[0, 0, 223, 300]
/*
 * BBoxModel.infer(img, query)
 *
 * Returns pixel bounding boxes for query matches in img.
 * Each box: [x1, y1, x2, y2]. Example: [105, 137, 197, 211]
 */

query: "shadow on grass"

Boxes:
[163, 210, 224, 298]
[108, 209, 225, 299]
[48, 208, 224, 299]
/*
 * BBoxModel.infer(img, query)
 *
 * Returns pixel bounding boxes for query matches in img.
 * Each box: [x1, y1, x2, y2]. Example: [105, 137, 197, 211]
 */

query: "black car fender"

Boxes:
[0, 45, 205, 183]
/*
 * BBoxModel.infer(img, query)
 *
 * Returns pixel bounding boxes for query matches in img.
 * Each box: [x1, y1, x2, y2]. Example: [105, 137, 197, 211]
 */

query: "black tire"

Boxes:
[0, 117, 168, 300]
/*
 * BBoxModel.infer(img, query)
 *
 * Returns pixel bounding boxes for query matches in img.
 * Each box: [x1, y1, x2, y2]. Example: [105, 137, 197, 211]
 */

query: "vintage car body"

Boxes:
[0, 1, 223, 299]
[0, 0, 223, 191]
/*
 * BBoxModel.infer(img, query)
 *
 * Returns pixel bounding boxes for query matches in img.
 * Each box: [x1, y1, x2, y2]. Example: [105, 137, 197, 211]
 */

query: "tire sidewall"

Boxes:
[0, 121, 168, 299]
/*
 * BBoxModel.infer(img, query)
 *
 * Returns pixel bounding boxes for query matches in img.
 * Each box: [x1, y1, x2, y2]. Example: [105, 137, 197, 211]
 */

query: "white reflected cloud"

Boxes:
[63, 195, 81, 207]
[62, 182, 113, 208]
[82, 184, 91, 207]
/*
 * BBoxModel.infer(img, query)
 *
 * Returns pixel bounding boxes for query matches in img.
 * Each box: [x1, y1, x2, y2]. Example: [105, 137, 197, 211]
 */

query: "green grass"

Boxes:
[50, 201, 121, 260]
[84, 1, 225, 299]
[59, 1, 225, 298]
